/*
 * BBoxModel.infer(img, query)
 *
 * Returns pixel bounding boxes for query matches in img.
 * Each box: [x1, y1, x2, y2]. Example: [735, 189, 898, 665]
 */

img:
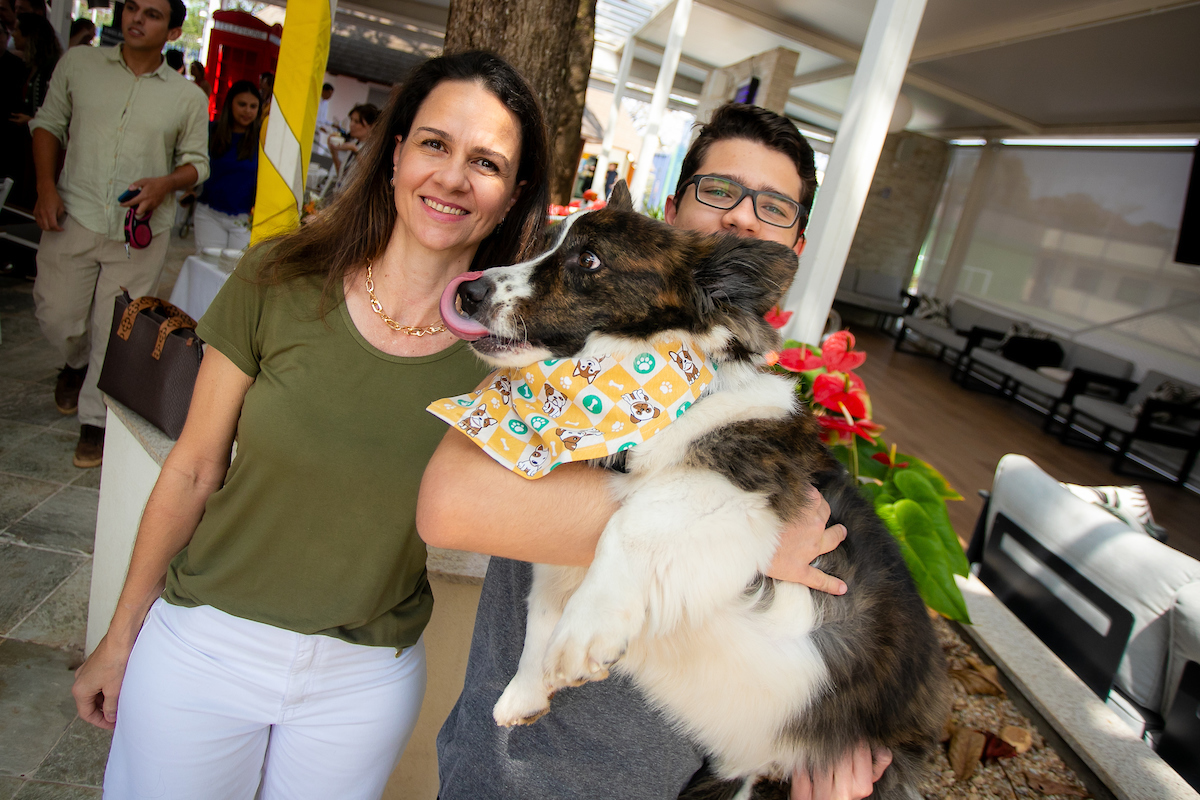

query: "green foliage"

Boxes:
[830, 437, 971, 623]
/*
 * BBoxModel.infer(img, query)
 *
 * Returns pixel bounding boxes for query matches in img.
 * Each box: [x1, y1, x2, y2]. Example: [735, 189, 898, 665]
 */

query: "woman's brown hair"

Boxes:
[257, 51, 550, 314]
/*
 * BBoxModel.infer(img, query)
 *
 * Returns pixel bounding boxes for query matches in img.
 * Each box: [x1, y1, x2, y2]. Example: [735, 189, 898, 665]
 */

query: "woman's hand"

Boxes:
[10, 112, 32, 125]
[71, 634, 136, 730]
[792, 744, 893, 800]
[765, 486, 847, 595]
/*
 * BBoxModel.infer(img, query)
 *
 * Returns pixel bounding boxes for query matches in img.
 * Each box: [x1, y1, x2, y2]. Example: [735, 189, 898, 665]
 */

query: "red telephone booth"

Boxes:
[204, 10, 282, 120]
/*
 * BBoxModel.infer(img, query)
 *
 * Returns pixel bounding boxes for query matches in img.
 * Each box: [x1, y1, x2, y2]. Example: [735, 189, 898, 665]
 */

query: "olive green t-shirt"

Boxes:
[163, 256, 488, 648]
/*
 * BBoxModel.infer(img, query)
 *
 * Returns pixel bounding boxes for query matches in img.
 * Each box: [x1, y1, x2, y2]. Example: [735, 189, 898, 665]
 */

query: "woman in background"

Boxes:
[328, 102, 379, 197]
[10, 12, 59, 124]
[193, 79, 260, 252]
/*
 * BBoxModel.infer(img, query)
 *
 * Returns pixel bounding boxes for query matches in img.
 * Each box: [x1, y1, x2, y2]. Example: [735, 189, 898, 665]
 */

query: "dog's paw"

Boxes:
[493, 679, 552, 728]
[543, 611, 629, 689]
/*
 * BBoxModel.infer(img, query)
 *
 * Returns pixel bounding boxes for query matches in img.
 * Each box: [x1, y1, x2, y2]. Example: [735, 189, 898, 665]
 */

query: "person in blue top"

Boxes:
[192, 79, 259, 252]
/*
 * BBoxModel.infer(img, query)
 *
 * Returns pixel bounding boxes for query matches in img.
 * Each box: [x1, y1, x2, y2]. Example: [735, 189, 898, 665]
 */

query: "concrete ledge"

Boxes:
[956, 573, 1198, 800]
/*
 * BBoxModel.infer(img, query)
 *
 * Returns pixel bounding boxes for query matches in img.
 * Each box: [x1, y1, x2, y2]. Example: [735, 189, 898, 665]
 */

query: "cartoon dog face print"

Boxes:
[542, 383, 570, 419]
[555, 427, 604, 452]
[457, 406, 498, 437]
[669, 348, 702, 385]
[489, 374, 513, 404]
[516, 445, 550, 476]
[572, 358, 604, 384]
[621, 389, 662, 424]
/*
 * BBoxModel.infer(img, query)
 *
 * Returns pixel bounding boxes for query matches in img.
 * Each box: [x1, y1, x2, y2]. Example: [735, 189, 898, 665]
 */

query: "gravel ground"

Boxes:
[917, 617, 1093, 799]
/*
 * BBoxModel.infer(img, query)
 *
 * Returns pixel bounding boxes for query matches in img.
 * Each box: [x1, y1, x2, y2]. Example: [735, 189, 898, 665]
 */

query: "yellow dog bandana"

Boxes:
[428, 341, 715, 479]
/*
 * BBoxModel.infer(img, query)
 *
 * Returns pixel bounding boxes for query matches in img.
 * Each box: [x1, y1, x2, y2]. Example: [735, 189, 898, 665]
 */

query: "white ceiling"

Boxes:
[291, 0, 1200, 140]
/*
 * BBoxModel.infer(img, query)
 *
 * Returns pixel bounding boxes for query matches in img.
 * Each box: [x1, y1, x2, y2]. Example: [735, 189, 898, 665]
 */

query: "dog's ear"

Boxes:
[693, 235, 799, 318]
[691, 235, 799, 358]
[608, 180, 634, 212]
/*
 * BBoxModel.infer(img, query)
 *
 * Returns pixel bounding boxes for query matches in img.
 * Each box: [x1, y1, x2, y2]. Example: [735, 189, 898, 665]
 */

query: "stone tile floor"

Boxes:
[0, 237, 191, 799]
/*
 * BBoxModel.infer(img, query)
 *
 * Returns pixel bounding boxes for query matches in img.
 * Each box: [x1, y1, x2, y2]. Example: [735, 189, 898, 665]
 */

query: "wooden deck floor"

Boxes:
[847, 328, 1200, 561]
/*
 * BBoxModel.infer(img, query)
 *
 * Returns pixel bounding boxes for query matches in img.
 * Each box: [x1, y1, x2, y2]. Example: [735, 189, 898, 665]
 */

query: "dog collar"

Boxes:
[428, 341, 715, 479]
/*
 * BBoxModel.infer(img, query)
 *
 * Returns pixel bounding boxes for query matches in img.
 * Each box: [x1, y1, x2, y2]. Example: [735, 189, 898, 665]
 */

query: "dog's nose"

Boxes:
[458, 276, 493, 317]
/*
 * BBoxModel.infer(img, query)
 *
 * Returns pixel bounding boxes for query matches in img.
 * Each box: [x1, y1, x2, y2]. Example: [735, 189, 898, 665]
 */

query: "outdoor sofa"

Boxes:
[833, 267, 913, 330]
[894, 296, 1020, 377]
[970, 454, 1200, 789]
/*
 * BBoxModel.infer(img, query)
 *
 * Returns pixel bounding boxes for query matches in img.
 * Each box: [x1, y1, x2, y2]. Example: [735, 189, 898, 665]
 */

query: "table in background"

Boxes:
[169, 253, 236, 320]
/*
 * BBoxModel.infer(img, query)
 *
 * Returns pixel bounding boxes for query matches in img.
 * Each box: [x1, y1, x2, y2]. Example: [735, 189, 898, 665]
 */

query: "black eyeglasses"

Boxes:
[680, 175, 805, 230]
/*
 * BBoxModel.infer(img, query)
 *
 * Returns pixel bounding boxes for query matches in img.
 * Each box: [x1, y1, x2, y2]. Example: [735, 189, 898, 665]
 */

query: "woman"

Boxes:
[189, 59, 212, 97]
[328, 102, 379, 196]
[71, 51, 550, 800]
[9, 12, 59, 125]
[192, 79, 260, 252]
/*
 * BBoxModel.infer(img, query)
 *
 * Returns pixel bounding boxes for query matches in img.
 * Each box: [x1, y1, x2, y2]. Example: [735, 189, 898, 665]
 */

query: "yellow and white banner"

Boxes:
[251, 0, 336, 242]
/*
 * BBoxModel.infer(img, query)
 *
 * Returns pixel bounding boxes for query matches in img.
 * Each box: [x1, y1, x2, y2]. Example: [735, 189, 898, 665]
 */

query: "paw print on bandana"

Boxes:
[560, 376, 573, 391]
[610, 421, 625, 433]
[632, 353, 656, 374]
[490, 397, 502, 409]
[659, 380, 673, 395]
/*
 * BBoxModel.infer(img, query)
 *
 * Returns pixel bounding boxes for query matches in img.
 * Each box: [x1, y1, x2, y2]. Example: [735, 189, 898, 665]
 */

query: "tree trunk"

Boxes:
[444, 0, 597, 205]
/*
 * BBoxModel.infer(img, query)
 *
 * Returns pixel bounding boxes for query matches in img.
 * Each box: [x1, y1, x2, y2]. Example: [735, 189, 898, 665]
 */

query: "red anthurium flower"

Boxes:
[812, 372, 869, 419]
[777, 347, 824, 372]
[764, 306, 793, 329]
[871, 451, 909, 468]
[816, 414, 883, 446]
[820, 331, 867, 373]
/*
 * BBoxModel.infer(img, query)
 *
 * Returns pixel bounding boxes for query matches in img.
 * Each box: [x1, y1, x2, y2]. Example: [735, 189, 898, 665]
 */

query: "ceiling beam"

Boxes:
[694, 0, 860, 62]
[786, 96, 842, 123]
[631, 37, 719, 74]
[790, 64, 855, 88]
[902, 72, 1041, 134]
[909, 0, 1200, 63]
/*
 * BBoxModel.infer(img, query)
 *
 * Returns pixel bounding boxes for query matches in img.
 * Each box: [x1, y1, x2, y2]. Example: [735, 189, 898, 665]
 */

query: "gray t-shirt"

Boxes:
[436, 557, 706, 799]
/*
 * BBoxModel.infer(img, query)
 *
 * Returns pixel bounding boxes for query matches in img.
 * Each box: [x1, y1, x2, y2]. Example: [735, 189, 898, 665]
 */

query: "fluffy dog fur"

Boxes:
[450, 183, 950, 799]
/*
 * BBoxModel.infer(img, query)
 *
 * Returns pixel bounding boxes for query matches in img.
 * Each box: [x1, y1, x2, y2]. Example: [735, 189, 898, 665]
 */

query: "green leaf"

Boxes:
[893, 471, 971, 577]
[895, 452, 963, 501]
[882, 500, 971, 623]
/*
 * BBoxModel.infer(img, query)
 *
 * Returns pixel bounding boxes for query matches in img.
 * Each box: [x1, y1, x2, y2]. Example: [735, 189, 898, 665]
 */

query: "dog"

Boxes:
[541, 382, 570, 418]
[439, 182, 950, 799]
[556, 427, 605, 452]
[516, 444, 550, 476]
[456, 405, 497, 437]
[621, 387, 663, 424]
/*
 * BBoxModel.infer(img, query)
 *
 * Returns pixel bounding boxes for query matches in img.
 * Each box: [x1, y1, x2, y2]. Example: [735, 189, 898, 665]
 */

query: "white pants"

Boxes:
[193, 202, 251, 253]
[104, 600, 426, 800]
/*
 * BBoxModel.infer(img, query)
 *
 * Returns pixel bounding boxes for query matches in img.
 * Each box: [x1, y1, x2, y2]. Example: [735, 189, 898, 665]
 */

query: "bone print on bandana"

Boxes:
[428, 342, 715, 479]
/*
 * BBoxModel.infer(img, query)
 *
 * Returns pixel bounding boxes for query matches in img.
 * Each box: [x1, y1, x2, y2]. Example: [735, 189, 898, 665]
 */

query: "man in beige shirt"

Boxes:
[30, 0, 209, 467]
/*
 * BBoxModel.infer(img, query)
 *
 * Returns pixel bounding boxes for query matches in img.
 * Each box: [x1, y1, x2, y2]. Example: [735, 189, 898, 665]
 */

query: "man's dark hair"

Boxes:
[70, 17, 94, 36]
[167, 0, 185, 29]
[20, 0, 46, 14]
[322, 82, 333, 91]
[675, 103, 818, 231]
[164, 48, 183, 70]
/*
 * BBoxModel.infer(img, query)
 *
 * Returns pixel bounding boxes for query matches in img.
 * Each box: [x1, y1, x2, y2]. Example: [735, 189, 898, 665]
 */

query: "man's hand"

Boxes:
[792, 744, 893, 800]
[121, 176, 175, 217]
[766, 486, 848, 595]
[34, 185, 66, 231]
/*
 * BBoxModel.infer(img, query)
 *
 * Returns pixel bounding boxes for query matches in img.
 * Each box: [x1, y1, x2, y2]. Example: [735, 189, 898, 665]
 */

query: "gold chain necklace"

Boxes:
[364, 262, 448, 336]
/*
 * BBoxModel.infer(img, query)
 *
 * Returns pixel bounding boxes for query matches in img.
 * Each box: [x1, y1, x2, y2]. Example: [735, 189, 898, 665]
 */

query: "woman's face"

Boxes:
[391, 79, 523, 264]
[348, 112, 371, 142]
[229, 91, 259, 131]
[12, 21, 26, 49]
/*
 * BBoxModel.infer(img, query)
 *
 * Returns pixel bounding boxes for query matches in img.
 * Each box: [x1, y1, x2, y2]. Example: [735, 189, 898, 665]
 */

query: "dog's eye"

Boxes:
[578, 250, 602, 272]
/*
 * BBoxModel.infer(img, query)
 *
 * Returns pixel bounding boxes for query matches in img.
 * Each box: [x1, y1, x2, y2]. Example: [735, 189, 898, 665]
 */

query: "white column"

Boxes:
[778, 0, 928, 345]
[49, 0, 71, 48]
[591, 39, 636, 198]
[628, 0, 692, 211]
[199, 0, 223, 63]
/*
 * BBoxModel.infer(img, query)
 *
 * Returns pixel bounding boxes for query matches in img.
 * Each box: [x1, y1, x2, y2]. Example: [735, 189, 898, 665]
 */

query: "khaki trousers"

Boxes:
[33, 215, 170, 428]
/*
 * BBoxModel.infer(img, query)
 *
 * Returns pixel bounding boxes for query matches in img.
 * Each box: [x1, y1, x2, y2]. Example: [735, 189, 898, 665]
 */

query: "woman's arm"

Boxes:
[417, 428, 846, 593]
[70, 348, 254, 729]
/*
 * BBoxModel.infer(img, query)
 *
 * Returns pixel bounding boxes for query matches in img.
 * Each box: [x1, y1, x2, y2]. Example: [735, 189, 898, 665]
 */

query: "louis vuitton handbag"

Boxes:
[97, 292, 204, 439]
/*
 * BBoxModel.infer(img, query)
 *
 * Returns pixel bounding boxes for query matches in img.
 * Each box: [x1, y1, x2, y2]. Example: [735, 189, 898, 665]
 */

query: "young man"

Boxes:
[30, 0, 209, 467]
[425, 103, 889, 799]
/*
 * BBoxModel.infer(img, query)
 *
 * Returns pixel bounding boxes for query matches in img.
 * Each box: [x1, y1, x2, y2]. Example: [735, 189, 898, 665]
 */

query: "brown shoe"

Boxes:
[55, 365, 87, 415]
[73, 424, 105, 468]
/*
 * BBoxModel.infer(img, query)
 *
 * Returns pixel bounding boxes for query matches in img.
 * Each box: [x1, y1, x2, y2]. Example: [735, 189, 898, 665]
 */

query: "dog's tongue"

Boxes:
[439, 272, 490, 341]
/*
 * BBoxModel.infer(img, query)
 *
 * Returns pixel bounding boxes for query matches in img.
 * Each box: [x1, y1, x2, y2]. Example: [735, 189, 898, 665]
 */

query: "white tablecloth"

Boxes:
[169, 254, 235, 321]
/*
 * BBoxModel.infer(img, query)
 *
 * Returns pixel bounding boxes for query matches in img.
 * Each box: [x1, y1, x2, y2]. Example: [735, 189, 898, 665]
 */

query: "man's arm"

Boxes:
[417, 427, 846, 593]
[32, 128, 66, 230]
[122, 163, 200, 218]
